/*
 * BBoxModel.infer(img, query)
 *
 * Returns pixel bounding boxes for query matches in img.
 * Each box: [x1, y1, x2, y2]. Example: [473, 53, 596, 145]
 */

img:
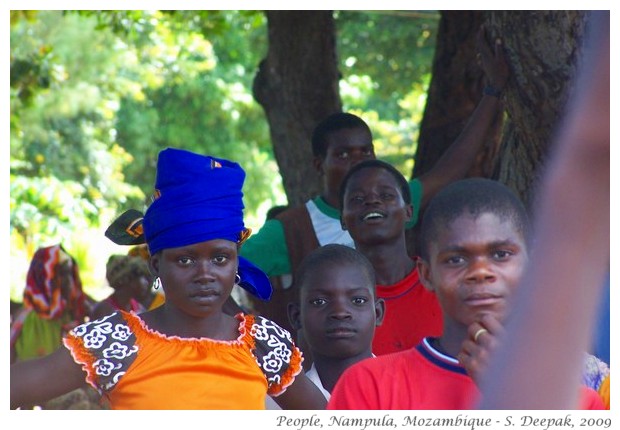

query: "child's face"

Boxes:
[315, 127, 375, 199]
[418, 212, 527, 328]
[298, 262, 383, 359]
[341, 167, 412, 244]
[151, 239, 237, 317]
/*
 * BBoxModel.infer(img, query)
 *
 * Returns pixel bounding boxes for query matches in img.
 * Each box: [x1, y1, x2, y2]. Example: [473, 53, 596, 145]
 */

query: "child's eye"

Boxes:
[492, 250, 513, 260]
[310, 298, 327, 307]
[445, 256, 465, 265]
[212, 255, 229, 265]
[380, 192, 396, 201]
[352, 297, 368, 305]
[337, 151, 350, 160]
[178, 256, 194, 266]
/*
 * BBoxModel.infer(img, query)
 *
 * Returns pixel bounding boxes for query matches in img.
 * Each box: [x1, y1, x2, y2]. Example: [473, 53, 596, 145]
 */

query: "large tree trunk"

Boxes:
[408, 11, 503, 255]
[414, 11, 502, 181]
[485, 11, 589, 209]
[410, 11, 589, 255]
[253, 11, 342, 207]
[415, 10, 590, 212]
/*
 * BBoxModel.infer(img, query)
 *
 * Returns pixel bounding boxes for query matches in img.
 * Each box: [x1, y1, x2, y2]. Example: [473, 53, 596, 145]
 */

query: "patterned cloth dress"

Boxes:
[63, 311, 303, 409]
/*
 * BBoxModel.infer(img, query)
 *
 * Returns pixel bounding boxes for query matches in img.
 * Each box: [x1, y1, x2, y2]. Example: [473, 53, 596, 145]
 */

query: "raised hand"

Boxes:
[477, 26, 510, 92]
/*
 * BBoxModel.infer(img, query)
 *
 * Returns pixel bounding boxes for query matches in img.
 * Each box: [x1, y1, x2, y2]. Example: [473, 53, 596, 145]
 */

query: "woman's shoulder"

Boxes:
[243, 314, 295, 343]
[65, 311, 139, 393]
[69, 311, 137, 351]
[237, 313, 297, 352]
[241, 313, 303, 396]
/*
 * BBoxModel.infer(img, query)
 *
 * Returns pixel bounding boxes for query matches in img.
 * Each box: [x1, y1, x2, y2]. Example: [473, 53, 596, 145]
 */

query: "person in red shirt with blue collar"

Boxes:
[328, 178, 604, 410]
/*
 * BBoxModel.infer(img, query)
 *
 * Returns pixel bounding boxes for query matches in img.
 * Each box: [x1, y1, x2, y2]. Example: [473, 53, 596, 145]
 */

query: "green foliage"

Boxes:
[110, 10, 276, 215]
[10, 10, 280, 298]
[336, 10, 438, 177]
[336, 10, 438, 121]
[11, 12, 145, 230]
[11, 174, 96, 238]
[10, 9, 437, 298]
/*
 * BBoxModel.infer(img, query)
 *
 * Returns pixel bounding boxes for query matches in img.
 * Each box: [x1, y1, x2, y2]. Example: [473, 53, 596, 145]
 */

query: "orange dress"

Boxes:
[63, 311, 302, 409]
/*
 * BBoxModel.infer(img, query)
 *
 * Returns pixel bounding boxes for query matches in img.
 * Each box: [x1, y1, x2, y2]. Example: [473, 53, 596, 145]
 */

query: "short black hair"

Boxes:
[266, 205, 288, 221]
[339, 159, 412, 210]
[311, 112, 372, 158]
[294, 244, 376, 297]
[419, 178, 530, 261]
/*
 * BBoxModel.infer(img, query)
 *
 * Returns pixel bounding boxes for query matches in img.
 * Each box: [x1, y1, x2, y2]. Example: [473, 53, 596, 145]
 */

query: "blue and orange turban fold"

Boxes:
[107, 148, 272, 301]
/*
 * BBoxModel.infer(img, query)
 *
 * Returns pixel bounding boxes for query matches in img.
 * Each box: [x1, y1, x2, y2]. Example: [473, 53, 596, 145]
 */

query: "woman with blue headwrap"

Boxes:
[11, 148, 327, 410]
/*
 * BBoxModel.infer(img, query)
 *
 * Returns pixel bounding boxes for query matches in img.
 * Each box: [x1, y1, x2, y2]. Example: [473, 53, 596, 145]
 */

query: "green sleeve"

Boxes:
[239, 218, 292, 276]
[406, 178, 423, 229]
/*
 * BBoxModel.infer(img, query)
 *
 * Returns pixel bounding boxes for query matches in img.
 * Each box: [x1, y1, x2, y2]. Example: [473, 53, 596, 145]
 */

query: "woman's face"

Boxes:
[151, 239, 238, 318]
[55, 260, 75, 301]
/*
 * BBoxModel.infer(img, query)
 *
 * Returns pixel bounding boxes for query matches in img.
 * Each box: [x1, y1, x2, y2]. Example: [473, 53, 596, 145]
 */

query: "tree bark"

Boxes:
[414, 11, 502, 182]
[414, 10, 590, 213]
[484, 10, 589, 209]
[408, 11, 503, 255]
[255, 10, 591, 241]
[253, 11, 342, 207]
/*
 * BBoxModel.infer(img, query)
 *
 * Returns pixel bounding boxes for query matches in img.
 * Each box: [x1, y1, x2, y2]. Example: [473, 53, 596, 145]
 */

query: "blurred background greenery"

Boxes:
[10, 10, 438, 301]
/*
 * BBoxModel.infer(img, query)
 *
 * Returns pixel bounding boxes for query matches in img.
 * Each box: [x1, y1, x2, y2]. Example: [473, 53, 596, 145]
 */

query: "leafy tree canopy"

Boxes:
[10, 10, 438, 298]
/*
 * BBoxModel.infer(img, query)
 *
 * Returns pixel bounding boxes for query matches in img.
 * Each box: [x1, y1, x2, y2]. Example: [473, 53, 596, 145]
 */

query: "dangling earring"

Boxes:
[235, 272, 241, 285]
[152, 277, 162, 290]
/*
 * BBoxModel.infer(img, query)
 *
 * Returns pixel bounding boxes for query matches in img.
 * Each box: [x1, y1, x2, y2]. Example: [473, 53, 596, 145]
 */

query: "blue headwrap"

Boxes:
[142, 148, 272, 300]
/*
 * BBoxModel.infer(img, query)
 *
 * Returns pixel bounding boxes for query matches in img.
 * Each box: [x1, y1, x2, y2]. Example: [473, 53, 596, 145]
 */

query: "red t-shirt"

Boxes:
[330, 338, 477, 409]
[328, 338, 606, 410]
[372, 267, 443, 355]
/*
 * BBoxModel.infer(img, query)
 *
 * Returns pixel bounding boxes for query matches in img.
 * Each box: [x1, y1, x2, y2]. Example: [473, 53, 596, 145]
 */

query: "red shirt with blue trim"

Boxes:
[328, 338, 605, 410]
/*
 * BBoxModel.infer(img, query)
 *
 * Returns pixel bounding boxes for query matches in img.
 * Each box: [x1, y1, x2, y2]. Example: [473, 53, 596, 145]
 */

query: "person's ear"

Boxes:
[417, 258, 435, 293]
[374, 297, 386, 326]
[405, 203, 413, 222]
[340, 216, 348, 231]
[287, 302, 302, 331]
[149, 253, 160, 278]
[313, 156, 324, 176]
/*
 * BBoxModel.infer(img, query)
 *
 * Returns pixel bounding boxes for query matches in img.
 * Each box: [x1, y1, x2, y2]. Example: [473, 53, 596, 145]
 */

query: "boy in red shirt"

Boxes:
[339, 159, 442, 355]
[328, 178, 604, 410]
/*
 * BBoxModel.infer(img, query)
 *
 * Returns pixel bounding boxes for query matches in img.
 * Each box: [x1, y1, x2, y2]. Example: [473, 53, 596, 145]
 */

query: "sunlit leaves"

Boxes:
[336, 11, 438, 177]
[10, 9, 439, 282]
[336, 10, 438, 121]
[11, 11, 147, 243]
[10, 175, 97, 240]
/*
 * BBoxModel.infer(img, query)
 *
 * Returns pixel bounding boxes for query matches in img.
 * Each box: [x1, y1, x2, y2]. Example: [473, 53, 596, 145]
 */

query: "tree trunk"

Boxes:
[414, 11, 502, 181]
[485, 10, 589, 209]
[408, 11, 503, 255]
[253, 11, 342, 207]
